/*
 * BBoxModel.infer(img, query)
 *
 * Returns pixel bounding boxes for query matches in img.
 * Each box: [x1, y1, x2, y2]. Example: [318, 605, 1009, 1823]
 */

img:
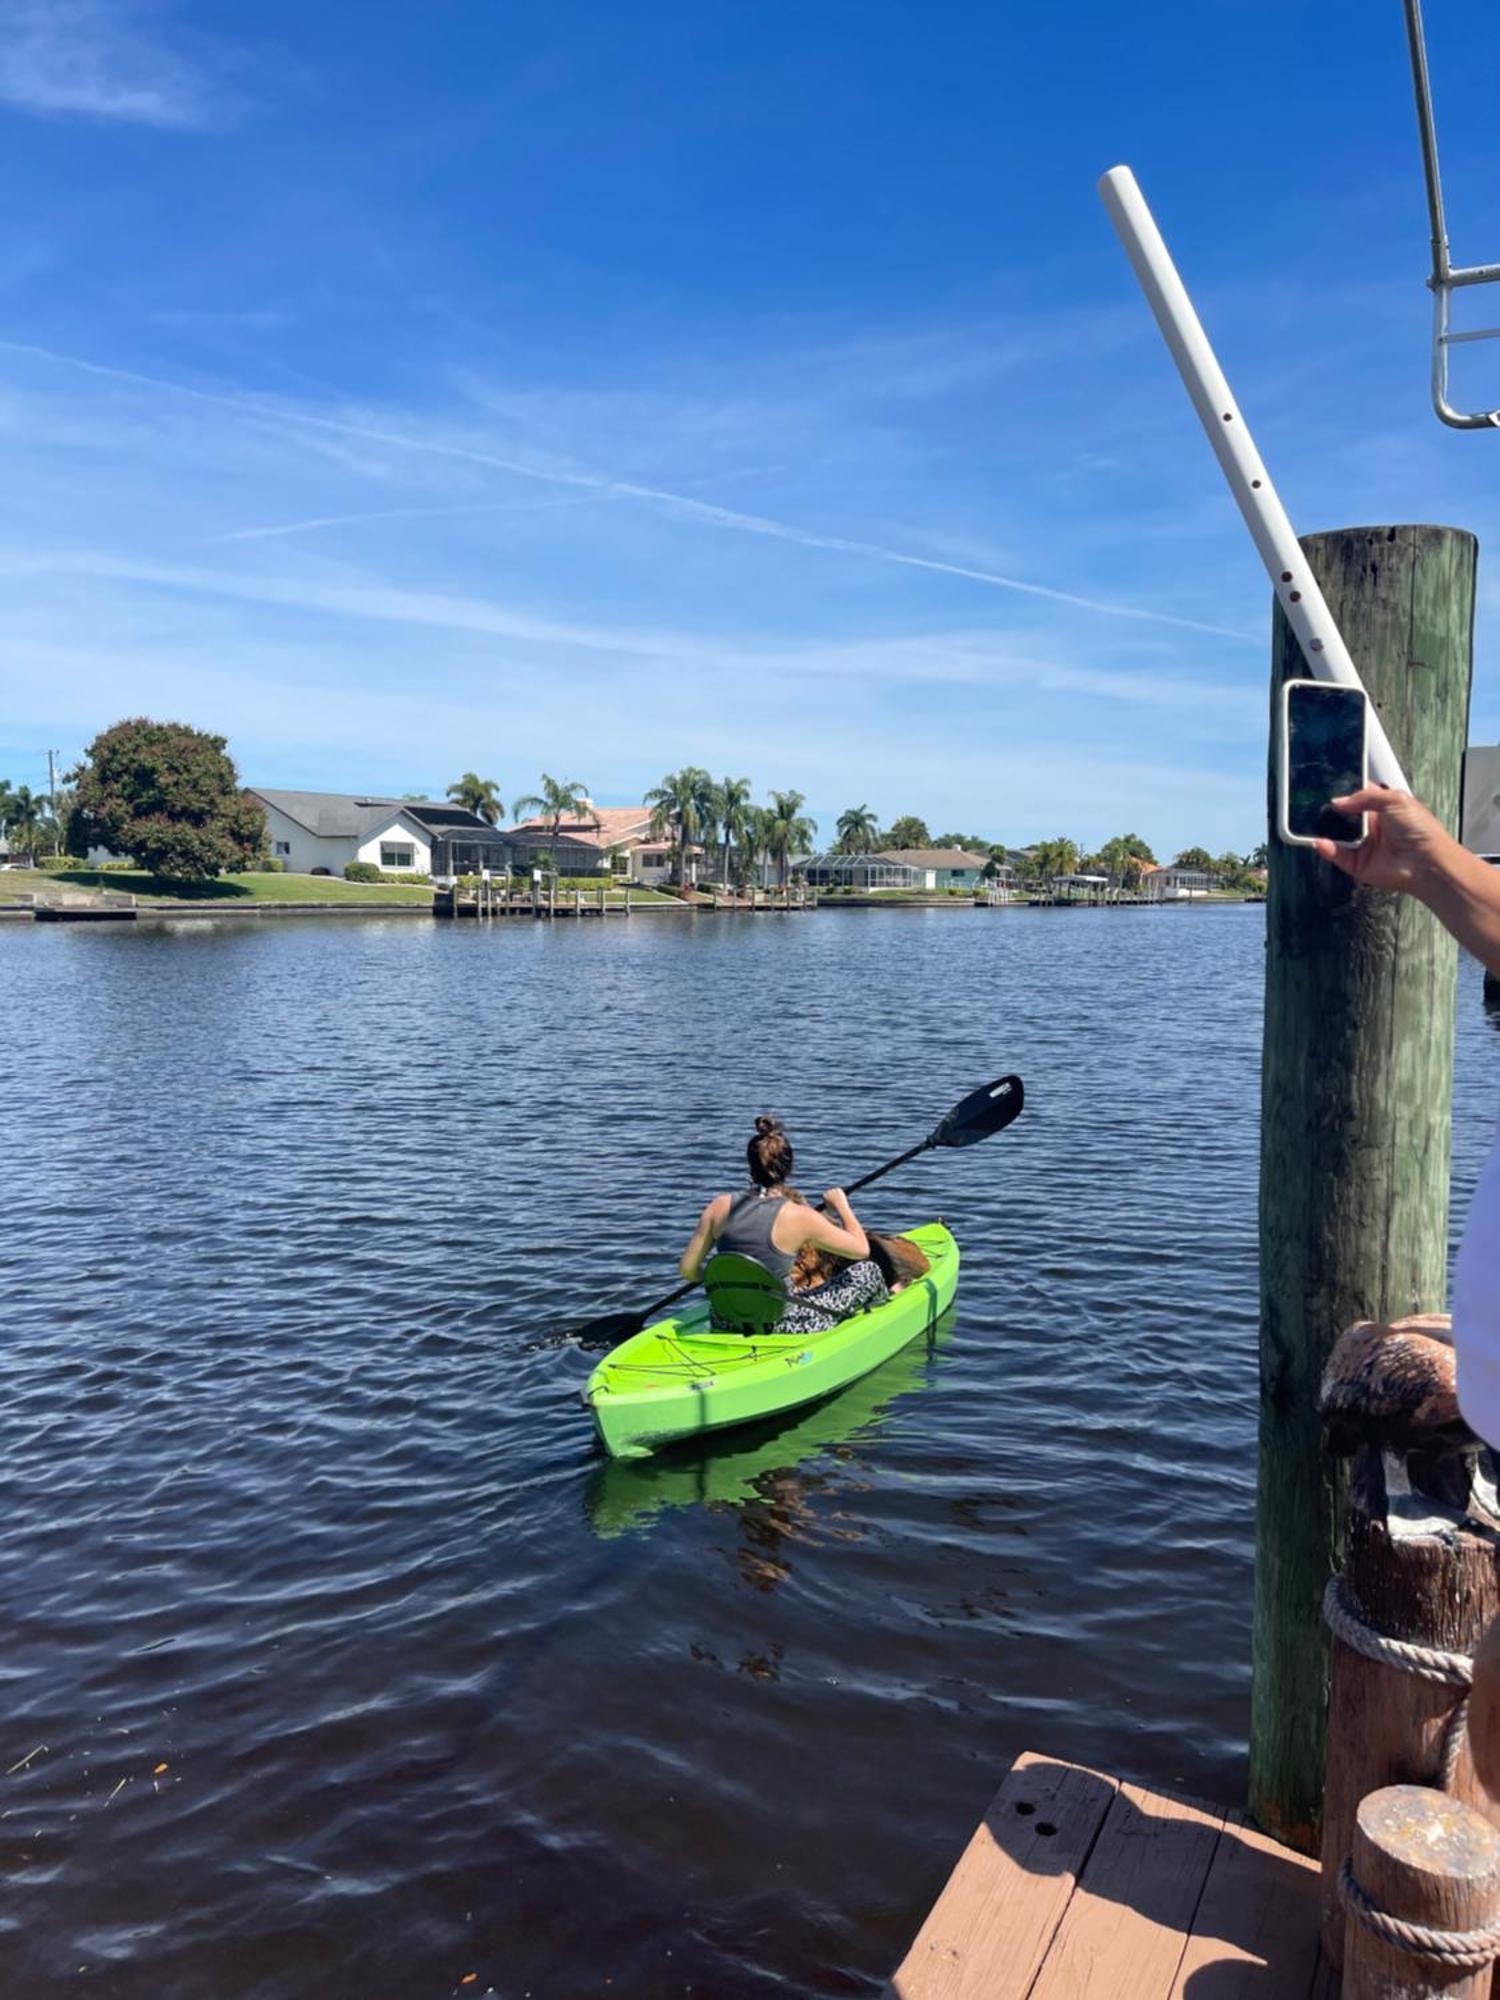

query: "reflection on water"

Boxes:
[586, 1309, 954, 1544]
[3, 911, 1499, 1999]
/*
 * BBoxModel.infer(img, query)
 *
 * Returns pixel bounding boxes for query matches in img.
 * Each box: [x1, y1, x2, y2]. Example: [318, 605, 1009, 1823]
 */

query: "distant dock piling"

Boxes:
[1249, 525, 1476, 1851]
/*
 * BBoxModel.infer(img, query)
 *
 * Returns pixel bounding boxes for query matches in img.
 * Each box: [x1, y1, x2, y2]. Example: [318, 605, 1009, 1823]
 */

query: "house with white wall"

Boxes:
[1139, 862, 1217, 900]
[250, 791, 504, 876]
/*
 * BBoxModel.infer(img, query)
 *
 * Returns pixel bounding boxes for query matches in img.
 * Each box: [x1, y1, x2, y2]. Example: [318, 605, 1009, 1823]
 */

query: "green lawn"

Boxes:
[0, 868, 434, 906]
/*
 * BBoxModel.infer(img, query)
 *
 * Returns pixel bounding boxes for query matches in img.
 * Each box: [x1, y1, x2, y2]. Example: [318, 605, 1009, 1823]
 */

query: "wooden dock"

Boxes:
[888, 1753, 1329, 1998]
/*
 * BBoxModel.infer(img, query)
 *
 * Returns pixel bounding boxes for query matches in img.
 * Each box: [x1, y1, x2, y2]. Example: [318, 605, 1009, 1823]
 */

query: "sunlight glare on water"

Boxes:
[2, 906, 1497, 1997]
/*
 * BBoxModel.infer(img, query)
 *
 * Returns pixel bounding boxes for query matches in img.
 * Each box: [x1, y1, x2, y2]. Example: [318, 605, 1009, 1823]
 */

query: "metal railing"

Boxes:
[1402, 0, 1500, 429]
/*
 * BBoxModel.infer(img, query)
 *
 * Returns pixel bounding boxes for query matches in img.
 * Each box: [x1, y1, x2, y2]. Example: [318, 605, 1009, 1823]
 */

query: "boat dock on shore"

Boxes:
[436, 882, 818, 918]
[889, 1750, 1325, 1998]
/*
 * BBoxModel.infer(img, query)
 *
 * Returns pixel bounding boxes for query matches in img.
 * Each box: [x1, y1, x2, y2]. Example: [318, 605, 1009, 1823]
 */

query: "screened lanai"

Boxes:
[798, 854, 923, 890]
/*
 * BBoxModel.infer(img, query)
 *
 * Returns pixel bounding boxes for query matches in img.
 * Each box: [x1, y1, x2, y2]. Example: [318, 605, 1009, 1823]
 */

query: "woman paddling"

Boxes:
[678, 1115, 885, 1331]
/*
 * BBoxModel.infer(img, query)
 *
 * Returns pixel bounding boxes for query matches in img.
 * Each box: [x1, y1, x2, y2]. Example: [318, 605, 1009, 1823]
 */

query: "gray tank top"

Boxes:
[714, 1189, 799, 1281]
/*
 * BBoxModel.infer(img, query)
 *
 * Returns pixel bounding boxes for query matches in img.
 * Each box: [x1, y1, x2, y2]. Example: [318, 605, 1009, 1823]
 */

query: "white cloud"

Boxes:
[0, 0, 237, 129]
[0, 337, 1256, 642]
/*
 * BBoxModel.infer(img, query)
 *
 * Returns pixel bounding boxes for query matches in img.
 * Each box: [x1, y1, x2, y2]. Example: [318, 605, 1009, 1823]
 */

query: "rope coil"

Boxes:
[1322, 1575, 1473, 1688]
[1339, 1858, 1500, 1969]
[1322, 1573, 1474, 1791]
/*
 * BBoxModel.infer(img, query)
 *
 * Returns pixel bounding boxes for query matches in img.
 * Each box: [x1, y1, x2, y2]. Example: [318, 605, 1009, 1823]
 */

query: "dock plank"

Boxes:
[1027, 1782, 1223, 1999]
[887, 1753, 1118, 1999]
[1166, 1814, 1322, 1998]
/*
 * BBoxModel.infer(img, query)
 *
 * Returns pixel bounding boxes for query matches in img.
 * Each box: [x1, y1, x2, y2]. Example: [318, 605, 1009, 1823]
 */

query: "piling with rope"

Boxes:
[1317, 1433, 1500, 1968]
[1251, 525, 1476, 1851]
[1341, 1784, 1500, 1999]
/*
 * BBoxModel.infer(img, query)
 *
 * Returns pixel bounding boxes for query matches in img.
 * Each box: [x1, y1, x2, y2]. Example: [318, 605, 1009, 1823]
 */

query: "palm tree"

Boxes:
[835, 804, 880, 855]
[645, 766, 714, 889]
[3, 784, 47, 860]
[512, 774, 594, 880]
[715, 775, 754, 889]
[737, 803, 772, 891]
[1033, 836, 1080, 887]
[765, 789, 817, 889]
[447, 772, 504, 826]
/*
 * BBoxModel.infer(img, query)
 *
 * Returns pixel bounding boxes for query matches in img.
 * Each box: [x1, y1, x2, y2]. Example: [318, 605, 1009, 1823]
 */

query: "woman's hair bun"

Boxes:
[753, 1114, 783, 1138]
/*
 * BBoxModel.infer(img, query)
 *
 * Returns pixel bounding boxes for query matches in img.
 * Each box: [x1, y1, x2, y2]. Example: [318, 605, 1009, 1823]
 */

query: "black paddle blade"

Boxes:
[930, 1073, 1024, 1149]
[567, 1308, 649, 1351]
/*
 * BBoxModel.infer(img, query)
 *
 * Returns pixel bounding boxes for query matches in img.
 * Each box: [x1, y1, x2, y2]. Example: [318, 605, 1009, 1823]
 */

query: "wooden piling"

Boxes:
[1342, 1785, 1500, 1999]
[1249, 526, 1476, 1851]
[1318, 1440, 1500, 1966]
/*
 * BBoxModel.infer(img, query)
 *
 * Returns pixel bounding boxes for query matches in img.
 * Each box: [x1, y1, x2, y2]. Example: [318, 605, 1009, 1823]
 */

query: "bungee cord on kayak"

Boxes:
[577, 1076, 1024, 1460]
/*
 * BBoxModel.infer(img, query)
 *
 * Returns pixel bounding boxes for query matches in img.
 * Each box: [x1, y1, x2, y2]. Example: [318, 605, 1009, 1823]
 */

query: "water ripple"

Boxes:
[2, 908, 1496, 1996]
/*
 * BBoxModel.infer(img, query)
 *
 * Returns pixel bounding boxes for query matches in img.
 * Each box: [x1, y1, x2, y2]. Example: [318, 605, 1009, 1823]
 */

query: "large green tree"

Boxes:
[69, 720, 265, 881]
[447, 772, 504, 825]
[512, 774, 594, 879]
[883, 814, 931, 850]
[835, 804, 880, 855]
[765, 789, 816, 888]
[1173, 846, 1215, 871]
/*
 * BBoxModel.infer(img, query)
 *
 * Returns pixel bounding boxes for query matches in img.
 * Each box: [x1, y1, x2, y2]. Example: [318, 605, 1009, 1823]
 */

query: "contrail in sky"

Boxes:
[211, 495, 601, 542]
[0, 336, 1254, 643]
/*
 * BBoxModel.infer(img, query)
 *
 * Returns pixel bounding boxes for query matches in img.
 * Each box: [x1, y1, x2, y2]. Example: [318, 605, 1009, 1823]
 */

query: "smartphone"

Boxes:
[1279, 680, 1369, 847]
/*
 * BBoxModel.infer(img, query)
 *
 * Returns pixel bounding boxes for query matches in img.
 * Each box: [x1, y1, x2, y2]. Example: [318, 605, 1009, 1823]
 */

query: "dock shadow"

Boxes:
[976, 1760, 1322, 1993]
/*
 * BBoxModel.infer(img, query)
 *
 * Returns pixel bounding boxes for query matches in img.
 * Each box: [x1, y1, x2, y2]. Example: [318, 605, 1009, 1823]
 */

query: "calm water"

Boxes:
[3, 906, 1497, 1998]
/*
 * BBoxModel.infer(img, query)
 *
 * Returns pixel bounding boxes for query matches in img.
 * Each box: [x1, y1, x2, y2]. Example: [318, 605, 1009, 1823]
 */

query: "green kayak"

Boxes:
[583, 1222, 959, 1460]
[585, 1307, 956, 1535]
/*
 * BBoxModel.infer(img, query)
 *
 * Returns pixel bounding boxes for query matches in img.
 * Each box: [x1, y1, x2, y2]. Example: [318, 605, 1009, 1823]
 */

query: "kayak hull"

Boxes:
[583, 1223, 958, 1460]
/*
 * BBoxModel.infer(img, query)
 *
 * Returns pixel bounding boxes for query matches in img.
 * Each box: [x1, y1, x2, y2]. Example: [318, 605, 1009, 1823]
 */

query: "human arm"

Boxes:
[1314, 788, 1500, 977]
[679, 1194, 731, 1281]
[792, 1188, 869, 1263]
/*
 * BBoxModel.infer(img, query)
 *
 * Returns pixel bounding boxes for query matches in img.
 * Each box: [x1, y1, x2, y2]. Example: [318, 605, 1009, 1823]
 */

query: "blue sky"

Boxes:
[0, 0, 1496, 856]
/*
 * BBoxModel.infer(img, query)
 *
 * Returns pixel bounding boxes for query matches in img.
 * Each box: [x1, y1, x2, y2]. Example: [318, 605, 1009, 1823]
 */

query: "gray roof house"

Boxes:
[251, 790, 508, 876]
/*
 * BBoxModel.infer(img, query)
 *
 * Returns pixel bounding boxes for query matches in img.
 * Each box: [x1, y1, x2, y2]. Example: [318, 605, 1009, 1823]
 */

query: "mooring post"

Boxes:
[1318, 1428, 1500, 1965]
[1249, 525, 1476, 1851]
[1341, 1785, 1500, 2000]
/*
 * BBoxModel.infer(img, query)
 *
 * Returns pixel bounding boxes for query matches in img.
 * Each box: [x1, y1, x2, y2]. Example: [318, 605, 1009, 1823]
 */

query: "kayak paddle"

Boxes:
[568, 1072, 1024, 1349]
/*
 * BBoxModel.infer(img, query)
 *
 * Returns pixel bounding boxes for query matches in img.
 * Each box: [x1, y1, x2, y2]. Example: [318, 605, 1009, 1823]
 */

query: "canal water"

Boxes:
[3, 906, 1497, 1998]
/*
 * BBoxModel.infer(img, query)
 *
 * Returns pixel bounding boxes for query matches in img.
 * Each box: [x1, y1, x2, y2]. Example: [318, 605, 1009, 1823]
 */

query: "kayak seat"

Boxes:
[702, 1252, 790, 1337]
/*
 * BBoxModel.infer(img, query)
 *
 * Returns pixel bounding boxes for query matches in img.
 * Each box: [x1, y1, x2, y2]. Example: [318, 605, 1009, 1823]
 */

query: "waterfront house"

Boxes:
[878, 847, 990, 889]
[251, 790, 506, 877]
[1139, 861, 1217, 900]
[799, 846, 990, 892]
[505, 805, 700, 883]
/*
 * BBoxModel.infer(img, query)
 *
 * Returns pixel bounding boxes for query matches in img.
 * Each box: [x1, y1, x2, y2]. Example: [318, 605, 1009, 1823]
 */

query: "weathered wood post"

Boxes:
[1250, 525, 1476, 1851]
[1318, 1430, 1500, 1965]
[1341, 1785, 1500, 1999]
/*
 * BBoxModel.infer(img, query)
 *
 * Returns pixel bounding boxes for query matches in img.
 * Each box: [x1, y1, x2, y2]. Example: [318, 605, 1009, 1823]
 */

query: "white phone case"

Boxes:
[1278, 679, 1368, 849]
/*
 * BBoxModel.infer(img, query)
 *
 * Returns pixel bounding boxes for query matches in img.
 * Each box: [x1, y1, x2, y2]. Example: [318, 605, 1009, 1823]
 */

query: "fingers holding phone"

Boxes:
[1313, 788, 1451, 893]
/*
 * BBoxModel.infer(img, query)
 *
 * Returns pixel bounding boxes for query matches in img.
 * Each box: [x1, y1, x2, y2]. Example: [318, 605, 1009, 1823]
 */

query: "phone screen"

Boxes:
[1286, 682, 1366, 842]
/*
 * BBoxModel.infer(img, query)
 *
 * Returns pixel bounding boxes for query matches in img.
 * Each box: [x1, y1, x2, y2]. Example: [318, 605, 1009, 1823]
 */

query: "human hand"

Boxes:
[823, 1187, 851, 1216]
[1312, 788, 1454, 897]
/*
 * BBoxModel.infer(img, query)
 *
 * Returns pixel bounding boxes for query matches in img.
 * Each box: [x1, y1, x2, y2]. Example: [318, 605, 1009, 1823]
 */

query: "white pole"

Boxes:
[1098, 165, 1408, 791]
